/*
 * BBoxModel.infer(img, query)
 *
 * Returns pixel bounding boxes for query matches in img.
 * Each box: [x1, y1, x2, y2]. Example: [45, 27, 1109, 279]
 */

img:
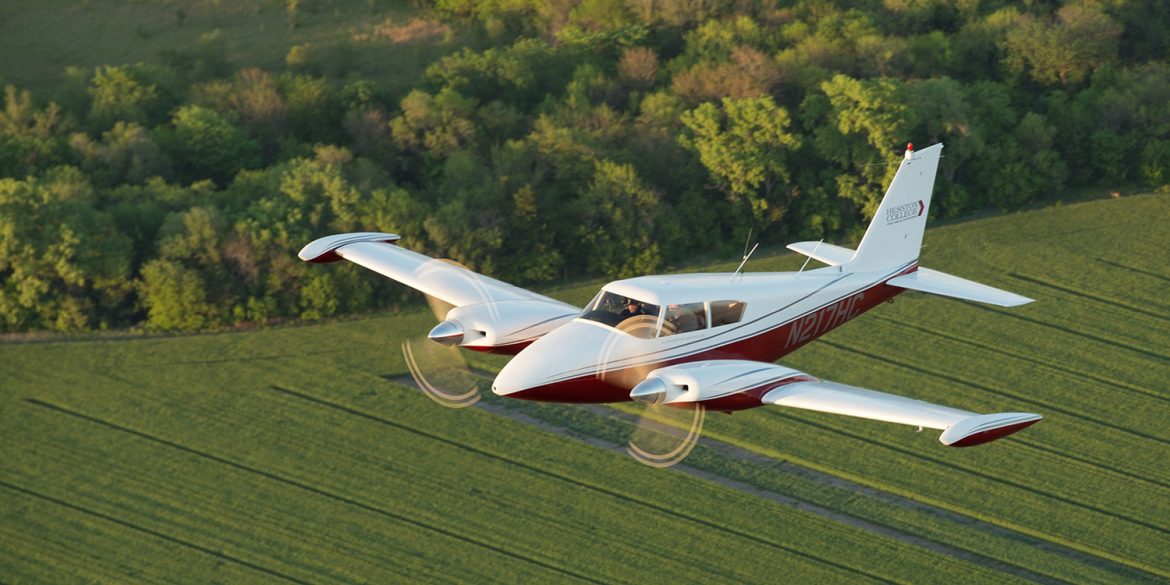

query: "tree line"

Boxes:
[2, 0, 1168, 333]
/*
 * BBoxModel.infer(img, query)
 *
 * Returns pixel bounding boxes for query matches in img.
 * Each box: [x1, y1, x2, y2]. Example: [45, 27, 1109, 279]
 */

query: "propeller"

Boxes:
[626, 399, 706, 468]
[402, 335, 481, 408]
[399, 258, 493, 408]
[597, 312, 706, 468]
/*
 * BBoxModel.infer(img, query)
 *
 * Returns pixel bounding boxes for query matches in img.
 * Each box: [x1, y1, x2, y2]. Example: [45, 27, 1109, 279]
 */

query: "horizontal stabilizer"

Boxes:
[886, 268, 1033, 307]
[787, 241, 856, 267]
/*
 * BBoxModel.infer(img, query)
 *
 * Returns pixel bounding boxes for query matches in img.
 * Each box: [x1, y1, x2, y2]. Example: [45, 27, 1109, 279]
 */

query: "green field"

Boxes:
[3, 193, 1170, 583]
[0, 0, 447, 96]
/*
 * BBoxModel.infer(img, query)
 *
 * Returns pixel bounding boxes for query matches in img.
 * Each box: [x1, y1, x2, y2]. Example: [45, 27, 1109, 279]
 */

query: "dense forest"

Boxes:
[1, 0, 1168, 333]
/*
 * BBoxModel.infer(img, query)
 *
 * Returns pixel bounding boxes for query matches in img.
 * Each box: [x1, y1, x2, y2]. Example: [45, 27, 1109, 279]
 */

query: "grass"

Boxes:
[3, 191, 1169, 583]
[0, 0, 451, 98]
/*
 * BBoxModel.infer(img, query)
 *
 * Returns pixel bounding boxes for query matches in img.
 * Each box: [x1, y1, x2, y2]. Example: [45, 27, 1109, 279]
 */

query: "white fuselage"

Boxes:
[492, 261, 916, 405]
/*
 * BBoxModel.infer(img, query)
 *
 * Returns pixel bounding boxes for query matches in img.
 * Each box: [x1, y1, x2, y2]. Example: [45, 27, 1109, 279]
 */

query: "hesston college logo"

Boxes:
[886, 200, 925, 225]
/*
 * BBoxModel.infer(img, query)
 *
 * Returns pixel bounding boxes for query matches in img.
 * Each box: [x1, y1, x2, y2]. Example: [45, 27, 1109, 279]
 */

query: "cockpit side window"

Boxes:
[658, 302, 707, 337]
[579, 290, 660, 338]
[710, 300, 746, 327]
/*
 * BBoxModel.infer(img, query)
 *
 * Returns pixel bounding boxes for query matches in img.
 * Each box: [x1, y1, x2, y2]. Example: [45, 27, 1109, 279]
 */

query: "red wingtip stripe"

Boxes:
[948, 418, 1040, 447]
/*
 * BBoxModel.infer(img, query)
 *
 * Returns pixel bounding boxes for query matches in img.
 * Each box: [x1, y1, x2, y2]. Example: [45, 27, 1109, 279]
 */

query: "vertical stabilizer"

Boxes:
[847, 143, 943, 272]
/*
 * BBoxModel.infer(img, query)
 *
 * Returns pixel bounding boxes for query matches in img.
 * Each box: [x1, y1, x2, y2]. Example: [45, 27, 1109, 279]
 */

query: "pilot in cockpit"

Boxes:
[619, 298, 646, 319]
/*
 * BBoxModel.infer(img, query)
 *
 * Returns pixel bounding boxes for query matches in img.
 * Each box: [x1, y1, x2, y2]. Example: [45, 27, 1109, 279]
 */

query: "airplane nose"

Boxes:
[489, 320, 614, 400]
[492, 356, 532, 396]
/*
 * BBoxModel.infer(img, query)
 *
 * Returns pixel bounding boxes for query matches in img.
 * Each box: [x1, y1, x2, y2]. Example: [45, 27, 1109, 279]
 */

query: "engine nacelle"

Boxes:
[431, 300, 577, 355]
[631, 360, 817, 412]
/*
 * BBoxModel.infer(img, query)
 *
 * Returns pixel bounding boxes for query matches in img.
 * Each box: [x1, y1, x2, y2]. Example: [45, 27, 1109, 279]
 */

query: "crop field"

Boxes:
[3, 192, 1170, 583]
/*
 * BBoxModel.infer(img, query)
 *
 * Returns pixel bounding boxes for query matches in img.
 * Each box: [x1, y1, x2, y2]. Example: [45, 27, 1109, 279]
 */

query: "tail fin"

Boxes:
[847, 143, 943, 272]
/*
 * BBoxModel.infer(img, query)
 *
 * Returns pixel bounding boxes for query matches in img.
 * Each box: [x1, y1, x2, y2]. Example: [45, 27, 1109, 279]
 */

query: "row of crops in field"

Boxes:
[3, 193, 1168, 583]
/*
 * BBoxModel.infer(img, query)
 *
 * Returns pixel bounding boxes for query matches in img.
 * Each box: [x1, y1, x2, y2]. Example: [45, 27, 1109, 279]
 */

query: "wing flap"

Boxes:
[886, 268, 1033, 307]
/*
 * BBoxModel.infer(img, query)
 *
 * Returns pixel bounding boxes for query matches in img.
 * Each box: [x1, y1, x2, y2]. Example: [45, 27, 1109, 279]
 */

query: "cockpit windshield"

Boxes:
[579, 290, 660, 338]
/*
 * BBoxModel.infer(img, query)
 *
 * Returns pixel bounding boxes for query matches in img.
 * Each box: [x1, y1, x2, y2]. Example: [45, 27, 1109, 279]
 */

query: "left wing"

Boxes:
[761, 379, 1041, 447]
[632, 360, 1041, 447]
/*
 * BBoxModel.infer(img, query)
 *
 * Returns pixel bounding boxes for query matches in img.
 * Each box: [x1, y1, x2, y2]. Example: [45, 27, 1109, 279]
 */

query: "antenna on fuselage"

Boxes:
[798, 239, 824, 274]
[732, 229, 758, 281]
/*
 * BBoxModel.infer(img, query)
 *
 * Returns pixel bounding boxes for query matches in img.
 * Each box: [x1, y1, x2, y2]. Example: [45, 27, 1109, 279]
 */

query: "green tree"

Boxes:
[221, 150, 410, 322]
[1003, 4, 1122, 86]
[677, 15, 769, 64]
[70, 122, 170, 186]
[103, 178, 206, 272]
[137, 259, 217, 331]
[0, 86, 70, 177]
[907, 77, 981, 216]
[87, 65, 162, 129]
[167, 105, 260, 185]
[808, 74, 913, 219]
[671, 46, 780, 104]
[194, 68, 289, 156]
[390, 88, 479, 159]
[499, 184, 563, 282]
[575, 160, 669, 278]
[575, 160, 670, 279]
[280, 74, 341, 145]
[680, 96, 800, 227]
[1140, 140, 1170, 191]
[951, 8, 1020, 80]
[424, 38, 577, 109]
[986, 112, 1066, 208]
[0, 169, 131, 332]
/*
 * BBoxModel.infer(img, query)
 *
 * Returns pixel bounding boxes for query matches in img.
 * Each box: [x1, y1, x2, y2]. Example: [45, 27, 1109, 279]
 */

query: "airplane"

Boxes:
[299, 143, 1042, 467]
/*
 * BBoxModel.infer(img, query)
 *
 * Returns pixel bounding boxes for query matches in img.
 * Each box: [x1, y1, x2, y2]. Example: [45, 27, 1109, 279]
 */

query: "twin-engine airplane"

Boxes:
[301, 143, 1042, 467]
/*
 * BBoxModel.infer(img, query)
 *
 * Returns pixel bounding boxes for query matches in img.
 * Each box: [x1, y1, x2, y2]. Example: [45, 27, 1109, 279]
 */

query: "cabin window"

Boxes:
[658, 302, 707, 337]
[710, 300, 746, 327]
[579, 290, 660, 338]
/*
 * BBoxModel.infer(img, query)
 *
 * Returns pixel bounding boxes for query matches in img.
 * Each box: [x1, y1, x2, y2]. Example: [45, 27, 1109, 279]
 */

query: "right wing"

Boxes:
[299, 232, 578, 352]
[299, 232, 574, 310]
